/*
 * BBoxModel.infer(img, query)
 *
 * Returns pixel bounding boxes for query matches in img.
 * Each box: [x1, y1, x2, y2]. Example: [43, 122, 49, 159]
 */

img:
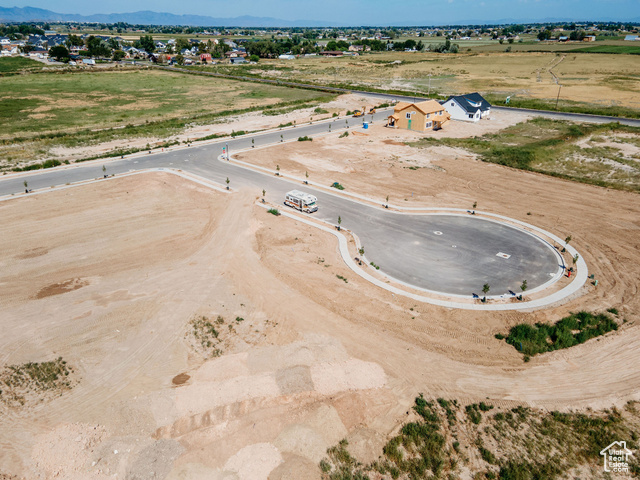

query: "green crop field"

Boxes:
[0, 56, 46, 74]
[568, 44, 640, 55]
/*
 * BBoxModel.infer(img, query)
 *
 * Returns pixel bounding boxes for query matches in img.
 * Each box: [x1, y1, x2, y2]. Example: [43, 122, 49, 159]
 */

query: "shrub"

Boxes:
[331, 182, 345, 190]
[267, 208, 280, 216]
[479, 446, 498, 464]
[465, 404, 482, 424]
[339, 131, 349, 138]
[501, 311, 618, 356]
[297, 135, 312, 141]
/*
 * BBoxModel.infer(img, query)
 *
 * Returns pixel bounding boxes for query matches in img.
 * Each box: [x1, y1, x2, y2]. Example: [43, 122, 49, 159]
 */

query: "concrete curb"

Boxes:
[0, 168, 231, 203]
[254, 201, 587, 311]
[222, 148, 586, 307]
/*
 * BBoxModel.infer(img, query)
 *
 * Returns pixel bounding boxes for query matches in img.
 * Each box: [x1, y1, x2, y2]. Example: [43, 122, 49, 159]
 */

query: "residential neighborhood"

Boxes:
[0, 21, 637, 64]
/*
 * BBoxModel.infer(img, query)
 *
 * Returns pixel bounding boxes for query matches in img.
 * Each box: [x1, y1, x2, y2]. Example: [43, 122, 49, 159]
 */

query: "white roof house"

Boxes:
[443, 93, 491, 122]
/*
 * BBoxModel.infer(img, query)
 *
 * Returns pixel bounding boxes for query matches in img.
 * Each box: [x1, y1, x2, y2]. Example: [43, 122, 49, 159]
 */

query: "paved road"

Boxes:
[1, 112, 562, 297]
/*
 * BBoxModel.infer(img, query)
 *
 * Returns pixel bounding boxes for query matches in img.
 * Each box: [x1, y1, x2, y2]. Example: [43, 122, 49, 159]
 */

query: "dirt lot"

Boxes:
[1, 136, 639, 479]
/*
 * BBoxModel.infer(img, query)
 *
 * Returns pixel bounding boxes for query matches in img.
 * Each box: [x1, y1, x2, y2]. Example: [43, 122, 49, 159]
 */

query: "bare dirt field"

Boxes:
[1, 135, 639, 479]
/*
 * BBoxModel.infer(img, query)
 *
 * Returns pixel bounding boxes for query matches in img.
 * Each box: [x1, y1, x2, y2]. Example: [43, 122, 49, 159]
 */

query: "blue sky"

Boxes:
[10, 0, 640, 24]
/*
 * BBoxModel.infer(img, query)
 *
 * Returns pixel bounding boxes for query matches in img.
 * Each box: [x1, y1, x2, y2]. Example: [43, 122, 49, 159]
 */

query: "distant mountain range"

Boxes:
[0, 6, 637, 27]
[0, 6, 343, 27]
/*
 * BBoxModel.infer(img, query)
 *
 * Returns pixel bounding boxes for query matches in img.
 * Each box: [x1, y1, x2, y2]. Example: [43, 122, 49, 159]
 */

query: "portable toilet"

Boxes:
[363, 122, 368, 129]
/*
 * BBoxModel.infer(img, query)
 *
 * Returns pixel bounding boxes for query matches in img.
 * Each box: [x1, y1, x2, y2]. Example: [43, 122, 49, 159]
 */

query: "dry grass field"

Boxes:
[214, 51, 640, 110]
[0, 68, 331, 169]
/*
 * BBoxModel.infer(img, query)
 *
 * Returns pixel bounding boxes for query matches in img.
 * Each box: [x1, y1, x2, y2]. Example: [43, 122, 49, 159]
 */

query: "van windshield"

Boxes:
[307, 202, 316, 207]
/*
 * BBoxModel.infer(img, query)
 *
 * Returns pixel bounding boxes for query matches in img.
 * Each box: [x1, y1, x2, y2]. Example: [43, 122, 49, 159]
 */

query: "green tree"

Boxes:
[174, 38, 190, 52]
[86, 36, 110, 57]
[482, 283, 490, 301]
[107, 37, 120, 50]
[49, 45, 70, 62]
[175, 54, 185, 65]
[112, 50, 125, 61]
[138, 34, 156, 53]
[537, 29, 552, 41]
[66, 34, 84, 47]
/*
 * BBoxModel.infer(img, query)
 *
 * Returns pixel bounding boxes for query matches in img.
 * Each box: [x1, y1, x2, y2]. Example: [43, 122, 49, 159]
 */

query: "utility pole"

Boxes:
[428, 73, 432, 96]
[226, 142, 229, 161]
[555, 84, 562, 110]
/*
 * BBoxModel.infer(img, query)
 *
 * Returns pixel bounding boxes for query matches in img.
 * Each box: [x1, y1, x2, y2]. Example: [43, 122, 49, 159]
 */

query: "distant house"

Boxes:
[624, 35, 639, 41]
[1, 45, 18, 56]
[319, 50, 343, 56]
[230, 57, 247, 64]
[558, 36, 569, 42]
[443, 93, 491, 122]
[387, 100, 450, 132]
[200, 53, 212, 63]
[278, 54, 296, 60]
[583, 35, 596, 42]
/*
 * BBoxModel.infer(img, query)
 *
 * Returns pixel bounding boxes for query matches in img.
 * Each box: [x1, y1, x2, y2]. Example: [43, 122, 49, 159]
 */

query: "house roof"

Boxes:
[394, 99, 444, 115]
[445, 93, 491, 113]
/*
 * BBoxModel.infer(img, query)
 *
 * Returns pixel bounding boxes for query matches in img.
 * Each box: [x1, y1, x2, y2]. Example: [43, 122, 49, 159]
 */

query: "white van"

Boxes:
[284, 190, 318, 213]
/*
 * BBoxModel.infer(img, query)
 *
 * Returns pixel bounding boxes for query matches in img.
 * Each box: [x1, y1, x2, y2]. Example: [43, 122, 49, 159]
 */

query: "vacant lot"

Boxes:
[410, 117, 640, 192]
[0, 69, 325, 137]
[1, 160, 639, 477]
[207, 51, 640, 111]
[0, 68, 332, 168]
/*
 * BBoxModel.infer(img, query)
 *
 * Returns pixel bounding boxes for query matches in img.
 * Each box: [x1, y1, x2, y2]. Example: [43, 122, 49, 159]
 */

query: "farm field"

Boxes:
[0, 66, 332, 168]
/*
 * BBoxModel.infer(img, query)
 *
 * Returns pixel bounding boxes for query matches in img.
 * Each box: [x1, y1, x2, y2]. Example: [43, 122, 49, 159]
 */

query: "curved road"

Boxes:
[1, 111, 563, 298]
